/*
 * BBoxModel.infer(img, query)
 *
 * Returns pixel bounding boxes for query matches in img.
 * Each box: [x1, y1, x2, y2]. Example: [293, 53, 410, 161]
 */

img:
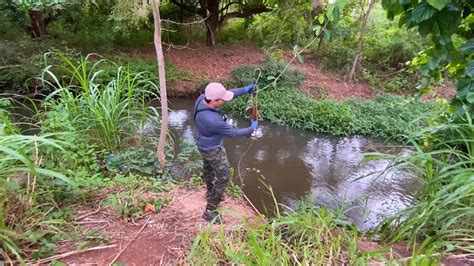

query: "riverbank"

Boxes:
[51, 186, 258, 265]
[1, 50, 470, 265]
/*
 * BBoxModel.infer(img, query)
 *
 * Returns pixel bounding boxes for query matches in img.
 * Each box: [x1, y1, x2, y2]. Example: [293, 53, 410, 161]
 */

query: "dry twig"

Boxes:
[30, 244, 117, 264]
[75, 205, 101, 221]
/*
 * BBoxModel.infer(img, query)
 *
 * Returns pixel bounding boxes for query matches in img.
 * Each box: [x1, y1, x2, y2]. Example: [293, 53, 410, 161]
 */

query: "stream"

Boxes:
[167, 98, 418, 230]
[9, 97, 418, 231]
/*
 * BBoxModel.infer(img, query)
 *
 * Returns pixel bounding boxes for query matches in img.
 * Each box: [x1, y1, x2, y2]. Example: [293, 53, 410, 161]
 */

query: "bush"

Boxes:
[248, 3, 315, 48]
[228, 59, 304, 90]
[217, 19, 249, 44]
[317, 3, 426, 93]
[189, 200, 364, 264]
[41, 53, 160, 151]
[47, 5, 118, 52]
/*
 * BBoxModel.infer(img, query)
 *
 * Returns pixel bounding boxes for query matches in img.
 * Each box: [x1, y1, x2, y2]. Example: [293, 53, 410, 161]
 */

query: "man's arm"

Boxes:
[211, 118, 254, 138]
[230, 84, 255, 99]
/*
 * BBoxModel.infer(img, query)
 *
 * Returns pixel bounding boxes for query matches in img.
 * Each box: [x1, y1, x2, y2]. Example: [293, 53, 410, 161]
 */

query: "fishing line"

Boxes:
[235, 22, 328, 215]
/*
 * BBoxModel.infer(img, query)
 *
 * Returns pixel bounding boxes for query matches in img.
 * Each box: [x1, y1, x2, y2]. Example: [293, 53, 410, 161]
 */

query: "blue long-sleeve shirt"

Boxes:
[193, 87, 253, 151]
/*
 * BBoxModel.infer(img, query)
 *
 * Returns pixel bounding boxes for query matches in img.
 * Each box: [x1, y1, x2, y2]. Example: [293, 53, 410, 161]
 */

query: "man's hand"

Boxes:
[244, 84, 256, 94]
[250, 120, 258, 130]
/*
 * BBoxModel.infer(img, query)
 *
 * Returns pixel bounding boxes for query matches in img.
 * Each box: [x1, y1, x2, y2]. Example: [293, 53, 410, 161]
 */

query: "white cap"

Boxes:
[205, 82, 234, 101]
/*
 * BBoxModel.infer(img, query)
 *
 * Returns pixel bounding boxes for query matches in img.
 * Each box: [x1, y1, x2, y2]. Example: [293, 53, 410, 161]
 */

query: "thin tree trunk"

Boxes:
[28, 10, 47, 38]
[205, 0, 219, 46]
[151, 0, 168, 169]
[348, 0, 376, 82]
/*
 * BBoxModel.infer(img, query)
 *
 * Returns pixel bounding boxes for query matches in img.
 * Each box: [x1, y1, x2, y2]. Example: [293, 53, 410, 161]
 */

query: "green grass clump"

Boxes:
[188, 200, 385, 264]
[41, 53, 161, 151]
[224, 86, 439, 142]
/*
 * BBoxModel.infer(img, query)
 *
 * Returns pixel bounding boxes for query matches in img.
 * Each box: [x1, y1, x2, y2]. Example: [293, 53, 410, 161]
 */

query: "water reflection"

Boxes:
[168, 98, 418, 230]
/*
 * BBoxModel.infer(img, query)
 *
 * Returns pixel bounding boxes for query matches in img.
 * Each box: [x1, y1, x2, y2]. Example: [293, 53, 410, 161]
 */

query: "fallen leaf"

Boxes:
[144, 203, 156, 213]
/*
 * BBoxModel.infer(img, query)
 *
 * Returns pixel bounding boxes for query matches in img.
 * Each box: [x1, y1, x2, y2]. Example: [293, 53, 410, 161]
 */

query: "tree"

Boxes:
[169, 0, 271, 46]
[1, 0, 77, 38]
[151, 0, 169, 168]
[383, 0, 473, 115]
[348, 0, 376, 82]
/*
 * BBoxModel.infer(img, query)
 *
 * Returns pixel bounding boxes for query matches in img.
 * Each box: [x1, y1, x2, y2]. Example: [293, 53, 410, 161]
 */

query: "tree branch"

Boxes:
[161, 12, 210, 25]
[219, 1, 239, 13]
[219, 6, 271, 26]
[169, 0, 201, 15]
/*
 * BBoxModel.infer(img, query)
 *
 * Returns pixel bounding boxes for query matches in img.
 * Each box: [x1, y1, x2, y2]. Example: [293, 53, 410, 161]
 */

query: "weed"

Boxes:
[188, 199, 375, 264]
[41, 52, 160, 151]
[377, 113, 474, 253]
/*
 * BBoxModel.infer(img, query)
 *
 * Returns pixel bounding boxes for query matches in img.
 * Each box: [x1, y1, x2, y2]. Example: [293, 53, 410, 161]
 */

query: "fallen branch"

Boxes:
[75, 205, 101, 221]
[75, 220, 108, 225]
[0, 65, 20, 70]
[109, 215, 152, 265]
[30, 244, 117, 264]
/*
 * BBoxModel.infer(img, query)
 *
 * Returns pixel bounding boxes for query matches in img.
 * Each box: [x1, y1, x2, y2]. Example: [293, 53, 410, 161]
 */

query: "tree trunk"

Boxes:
[28, 10, 47, 38]
[204, 0, 220, 46]
[348, 0, 376, 82]
[151, 0, 168, 169]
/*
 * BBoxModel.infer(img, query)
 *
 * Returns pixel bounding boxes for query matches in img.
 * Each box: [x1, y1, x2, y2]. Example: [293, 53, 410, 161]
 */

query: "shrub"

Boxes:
[228, 59, 304, 90]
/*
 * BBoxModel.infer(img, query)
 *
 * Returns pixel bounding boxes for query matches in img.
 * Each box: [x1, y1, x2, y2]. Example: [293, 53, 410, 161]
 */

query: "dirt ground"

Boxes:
[136, 43, 454, 100]
[40, 187, 258, 265]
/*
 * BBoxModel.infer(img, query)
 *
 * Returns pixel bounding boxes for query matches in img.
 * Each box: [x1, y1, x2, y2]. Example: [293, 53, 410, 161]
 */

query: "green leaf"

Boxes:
[456, 78, 473, 97]
[411, 2, 437, 24]
[438, 35, 452, 45]
[466, 60, 474, 78]
[431, 21, 440, 35]
[324, 30, 331, 40]
[318, 14, 325, 24]
[399, 0, 411, 5]
[333, 7, 340, 23]
[427, 0, 449, 10]
[466, 93, 474, 103]
[418, 20, 434, 36]
[460, 39, 474, 55]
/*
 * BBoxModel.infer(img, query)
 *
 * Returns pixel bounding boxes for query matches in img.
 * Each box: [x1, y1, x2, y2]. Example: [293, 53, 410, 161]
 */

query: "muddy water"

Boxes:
[169, 98, 418, 230]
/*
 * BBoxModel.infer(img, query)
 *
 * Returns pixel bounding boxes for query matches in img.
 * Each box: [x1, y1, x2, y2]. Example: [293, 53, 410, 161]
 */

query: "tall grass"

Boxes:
[378, 113, 474, 253]
[41, 53, 160, 151]
[1, 105, 74, 263]
[188, 199, 385, 264]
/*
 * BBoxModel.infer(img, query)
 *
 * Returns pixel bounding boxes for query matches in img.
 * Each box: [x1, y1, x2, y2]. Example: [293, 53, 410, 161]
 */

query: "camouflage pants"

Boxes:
[200, 146, 230, 211]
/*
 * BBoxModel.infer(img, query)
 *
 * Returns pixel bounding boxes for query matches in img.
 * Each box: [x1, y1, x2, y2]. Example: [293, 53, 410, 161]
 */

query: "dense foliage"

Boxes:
[1, 0, 472, 262]
[382, 0, 473, 115]
[226, 62, 442, 141]
[0, 55, 180, 261]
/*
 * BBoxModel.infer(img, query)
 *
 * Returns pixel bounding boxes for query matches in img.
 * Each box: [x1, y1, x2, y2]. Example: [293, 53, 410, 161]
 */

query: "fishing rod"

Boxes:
[246, 68, 262, 139]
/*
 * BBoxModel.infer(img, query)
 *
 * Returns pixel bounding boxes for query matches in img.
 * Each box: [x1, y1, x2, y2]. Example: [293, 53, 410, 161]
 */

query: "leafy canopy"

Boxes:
[383, 0, 473, 115]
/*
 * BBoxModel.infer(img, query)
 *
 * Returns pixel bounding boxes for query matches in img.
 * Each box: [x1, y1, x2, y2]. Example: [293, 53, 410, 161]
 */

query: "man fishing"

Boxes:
[193, 82, 258, 224]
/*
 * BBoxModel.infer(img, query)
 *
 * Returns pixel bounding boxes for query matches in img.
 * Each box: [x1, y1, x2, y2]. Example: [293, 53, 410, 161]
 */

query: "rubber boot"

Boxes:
[202, 209, 223, 224]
